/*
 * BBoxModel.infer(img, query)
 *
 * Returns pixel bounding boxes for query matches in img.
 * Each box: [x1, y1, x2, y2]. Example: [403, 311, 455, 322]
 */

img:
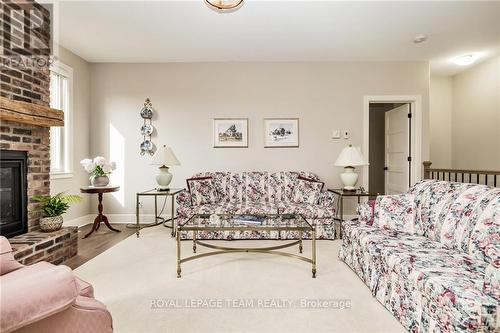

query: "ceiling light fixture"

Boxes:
[452, 54, 480, 66]
[413, 34, 428, 44]
[205, 0, 243, 11]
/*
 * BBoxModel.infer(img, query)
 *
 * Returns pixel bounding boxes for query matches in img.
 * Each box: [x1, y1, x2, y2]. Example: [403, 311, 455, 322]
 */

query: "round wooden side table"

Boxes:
[80, 185, 121, 239]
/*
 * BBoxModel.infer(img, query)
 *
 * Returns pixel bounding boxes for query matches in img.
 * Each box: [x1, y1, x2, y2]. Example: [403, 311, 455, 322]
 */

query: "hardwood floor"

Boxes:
[64, 223, 136, 269]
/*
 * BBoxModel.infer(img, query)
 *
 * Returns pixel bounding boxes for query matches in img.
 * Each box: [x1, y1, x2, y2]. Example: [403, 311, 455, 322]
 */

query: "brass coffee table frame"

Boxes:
[176, 214, 317, 278]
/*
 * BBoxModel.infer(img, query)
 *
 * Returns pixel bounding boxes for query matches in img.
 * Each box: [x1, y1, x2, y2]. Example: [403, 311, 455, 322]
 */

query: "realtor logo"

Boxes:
[1, 1, 53, 68]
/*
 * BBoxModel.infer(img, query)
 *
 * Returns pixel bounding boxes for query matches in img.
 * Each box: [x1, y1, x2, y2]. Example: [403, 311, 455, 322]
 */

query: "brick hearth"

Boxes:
[10, 227, 78, 265]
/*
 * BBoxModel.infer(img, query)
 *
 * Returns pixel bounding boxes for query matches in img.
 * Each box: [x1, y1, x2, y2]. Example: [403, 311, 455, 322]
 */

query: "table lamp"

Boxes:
[334, 145, 368, 191]
[151, 145, 180, 191]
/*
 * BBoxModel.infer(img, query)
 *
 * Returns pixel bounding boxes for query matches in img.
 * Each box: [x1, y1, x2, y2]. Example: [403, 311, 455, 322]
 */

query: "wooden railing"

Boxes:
[423, 161, 500, 187]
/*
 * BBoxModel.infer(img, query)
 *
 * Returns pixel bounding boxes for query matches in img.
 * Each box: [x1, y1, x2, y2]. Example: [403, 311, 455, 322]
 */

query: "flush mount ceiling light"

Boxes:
[452, 54, 480, 66]
[413, 34, 428, 44]
[205, 0, 243, 11]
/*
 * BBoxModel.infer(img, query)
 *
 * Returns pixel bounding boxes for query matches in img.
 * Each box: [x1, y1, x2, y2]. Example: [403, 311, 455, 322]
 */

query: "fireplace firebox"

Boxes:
[0, 150, 28, 238]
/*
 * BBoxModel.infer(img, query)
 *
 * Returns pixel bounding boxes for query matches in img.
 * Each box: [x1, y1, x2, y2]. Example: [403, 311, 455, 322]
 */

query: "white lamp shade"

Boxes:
[334, 145, 368, 167]
[151, 145, 180, 166]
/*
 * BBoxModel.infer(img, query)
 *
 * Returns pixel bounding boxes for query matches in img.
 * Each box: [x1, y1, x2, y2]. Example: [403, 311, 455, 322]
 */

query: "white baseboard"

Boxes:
[63, 214, 93, 228]
[63, 214, 171, 228]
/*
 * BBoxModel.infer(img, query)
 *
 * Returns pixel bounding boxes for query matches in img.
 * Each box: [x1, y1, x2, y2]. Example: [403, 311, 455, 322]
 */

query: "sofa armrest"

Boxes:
[176, 190, 192, 207]
[357, 200, 376, 225]
[1, 262, 78, 333]
[318, 191, 337, 212]
[16, 296, 113, 333]
[484, 262, 500, 301]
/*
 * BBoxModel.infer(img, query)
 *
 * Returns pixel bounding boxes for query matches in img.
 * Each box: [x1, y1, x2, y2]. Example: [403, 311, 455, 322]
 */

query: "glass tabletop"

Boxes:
[180, 214, 312, 230]
[138, 188, 184, 195]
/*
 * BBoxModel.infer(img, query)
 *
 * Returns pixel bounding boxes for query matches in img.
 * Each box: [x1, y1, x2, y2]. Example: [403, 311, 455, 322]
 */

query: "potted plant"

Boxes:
[80, 156, 116, 187]
[32, 193, 82, 232]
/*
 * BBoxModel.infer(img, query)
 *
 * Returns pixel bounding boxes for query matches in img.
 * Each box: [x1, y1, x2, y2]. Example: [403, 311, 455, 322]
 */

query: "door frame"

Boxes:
[362, 95, 423, 192]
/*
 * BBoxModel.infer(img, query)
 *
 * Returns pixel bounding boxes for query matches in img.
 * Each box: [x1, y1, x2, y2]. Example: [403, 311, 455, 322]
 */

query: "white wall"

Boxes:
[89, 62, 430, 215]
[429, 76, 453, 168]
[51, 45, 91, 222]
[452, 56, 500, 170]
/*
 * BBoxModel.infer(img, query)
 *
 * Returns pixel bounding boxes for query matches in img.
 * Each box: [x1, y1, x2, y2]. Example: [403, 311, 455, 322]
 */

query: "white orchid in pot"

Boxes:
[80, 156, 116, 187]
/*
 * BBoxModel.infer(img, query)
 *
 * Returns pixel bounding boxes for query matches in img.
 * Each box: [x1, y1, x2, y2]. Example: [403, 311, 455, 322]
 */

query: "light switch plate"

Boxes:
[343, 131, 350, 139]
[332, 130, 341, 139]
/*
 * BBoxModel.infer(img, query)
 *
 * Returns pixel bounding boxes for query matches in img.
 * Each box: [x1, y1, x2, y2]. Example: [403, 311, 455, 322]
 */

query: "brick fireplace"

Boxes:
[1, 0, 77, 265]
[1, 0, 53, 232]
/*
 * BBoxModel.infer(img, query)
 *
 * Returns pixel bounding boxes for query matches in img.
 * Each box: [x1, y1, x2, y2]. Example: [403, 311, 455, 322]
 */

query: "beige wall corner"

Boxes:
[451, 55, 500, 170]
[429, 75, 453, 168]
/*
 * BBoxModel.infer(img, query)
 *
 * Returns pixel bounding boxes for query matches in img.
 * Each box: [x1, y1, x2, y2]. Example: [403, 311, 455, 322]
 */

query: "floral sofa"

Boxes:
[176, 171, 337, 240]
[339, 180, 500, 332]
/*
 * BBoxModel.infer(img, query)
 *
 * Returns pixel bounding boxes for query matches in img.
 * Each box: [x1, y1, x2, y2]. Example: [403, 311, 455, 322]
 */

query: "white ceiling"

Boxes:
[54, 0, 500, 76]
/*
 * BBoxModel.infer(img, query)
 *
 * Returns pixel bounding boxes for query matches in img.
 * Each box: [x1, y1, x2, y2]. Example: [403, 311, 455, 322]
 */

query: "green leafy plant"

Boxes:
[32, 192, 82, 217]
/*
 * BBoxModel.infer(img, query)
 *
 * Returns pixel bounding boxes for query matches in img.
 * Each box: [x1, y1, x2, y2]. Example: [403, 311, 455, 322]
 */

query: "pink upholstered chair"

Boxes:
[0, 236, 113, 333]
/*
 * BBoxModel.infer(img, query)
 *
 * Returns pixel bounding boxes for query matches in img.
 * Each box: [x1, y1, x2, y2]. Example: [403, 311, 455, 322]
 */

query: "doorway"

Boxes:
[368, 103, 412, 195]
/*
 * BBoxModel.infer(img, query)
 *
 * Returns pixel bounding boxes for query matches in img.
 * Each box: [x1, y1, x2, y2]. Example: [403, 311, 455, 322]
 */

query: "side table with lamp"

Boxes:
[333, 145, 376, 238]
[129, 145, 183, 237]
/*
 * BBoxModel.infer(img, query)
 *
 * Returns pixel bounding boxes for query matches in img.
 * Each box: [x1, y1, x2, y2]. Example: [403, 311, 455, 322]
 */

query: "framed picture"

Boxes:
[213, 118, 248, 148]
[264, 118, 299, 148]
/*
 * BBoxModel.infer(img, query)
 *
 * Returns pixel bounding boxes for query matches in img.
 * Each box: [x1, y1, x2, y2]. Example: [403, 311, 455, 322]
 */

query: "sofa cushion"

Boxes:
[236, 202, 279, 215]
[0, 262, 78, 333]
[229, 173, 245, 203]
[244, 172, 268, 204]
[282, 203, 334, 218]
[484, 263, 500, 301]
[467, 189, 500, 266]
[195, 203, 239, 215]
[374, 194, 416, 234]
[440, 186, 498, 252]
[195, 202, 280, 216]
[292, 176, 324, 204]
[419, 181, 475, 241]
[186, 176, 217, 205]
[268, 172, 285, 203]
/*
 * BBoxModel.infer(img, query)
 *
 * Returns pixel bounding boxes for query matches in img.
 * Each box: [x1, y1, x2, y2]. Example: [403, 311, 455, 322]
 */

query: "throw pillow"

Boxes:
[357, 199, 376, 226]
[186, 176, 217, 206]
[374, 194, 416, 234]
[292, 176, 324, 205]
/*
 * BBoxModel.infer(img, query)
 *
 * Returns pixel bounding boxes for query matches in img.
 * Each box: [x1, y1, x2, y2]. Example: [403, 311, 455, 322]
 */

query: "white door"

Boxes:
[385, 104, 410, 194]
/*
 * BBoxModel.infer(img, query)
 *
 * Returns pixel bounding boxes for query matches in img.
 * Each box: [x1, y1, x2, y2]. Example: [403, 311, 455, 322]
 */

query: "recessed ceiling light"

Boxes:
[413, 34, 428, 44]
[452, 54, 480, 66]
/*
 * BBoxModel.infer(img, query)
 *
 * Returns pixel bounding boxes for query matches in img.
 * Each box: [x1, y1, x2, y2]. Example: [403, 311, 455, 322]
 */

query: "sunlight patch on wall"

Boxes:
[110, 123, 125, 207]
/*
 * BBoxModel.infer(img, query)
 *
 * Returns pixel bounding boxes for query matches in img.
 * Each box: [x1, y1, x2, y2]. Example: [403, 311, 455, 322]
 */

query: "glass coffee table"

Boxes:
[176, 214, 317, 278]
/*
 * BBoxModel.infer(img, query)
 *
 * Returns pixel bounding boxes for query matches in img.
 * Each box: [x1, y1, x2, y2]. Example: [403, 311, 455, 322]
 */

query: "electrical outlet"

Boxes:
[332, 130, 341, 139]
[343, 131, 350, 139]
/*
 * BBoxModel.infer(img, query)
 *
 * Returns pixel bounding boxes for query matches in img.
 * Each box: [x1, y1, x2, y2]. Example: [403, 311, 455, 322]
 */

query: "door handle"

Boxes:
[384, 167, 388, 171]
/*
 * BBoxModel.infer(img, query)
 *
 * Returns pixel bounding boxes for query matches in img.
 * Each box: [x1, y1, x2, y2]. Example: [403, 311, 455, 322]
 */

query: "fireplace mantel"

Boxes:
[0, 96, 64, 127]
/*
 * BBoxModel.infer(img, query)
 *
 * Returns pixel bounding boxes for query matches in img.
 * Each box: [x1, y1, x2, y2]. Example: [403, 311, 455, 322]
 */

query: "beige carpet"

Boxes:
[75, 226, 405, 333]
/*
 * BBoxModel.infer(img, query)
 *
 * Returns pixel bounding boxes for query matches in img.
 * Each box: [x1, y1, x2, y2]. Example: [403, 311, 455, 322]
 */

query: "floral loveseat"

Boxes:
[339, 180, 500, 332]
[176, 171, 337, 240]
